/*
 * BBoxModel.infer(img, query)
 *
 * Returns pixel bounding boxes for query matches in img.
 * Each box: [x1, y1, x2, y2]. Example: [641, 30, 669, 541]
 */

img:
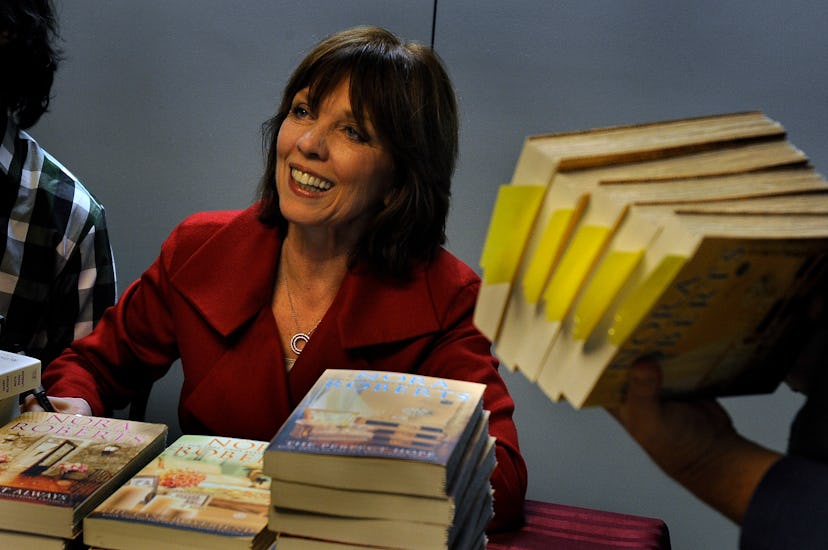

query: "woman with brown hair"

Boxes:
[33, 26, 527, 531]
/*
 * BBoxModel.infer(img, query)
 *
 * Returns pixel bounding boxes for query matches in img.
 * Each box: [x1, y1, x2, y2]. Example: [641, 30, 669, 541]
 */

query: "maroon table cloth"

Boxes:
[488, 499, 671, 549]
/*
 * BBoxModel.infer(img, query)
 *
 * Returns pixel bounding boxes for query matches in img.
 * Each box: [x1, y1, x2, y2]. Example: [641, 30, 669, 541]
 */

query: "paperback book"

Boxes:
[264, 369, 494, 549]
[475, 111, 789, 343]
[476, 111, 828, 407]
[0, 412, 167, 539]
[84, 434, 275, 550]
[264, 369, 485, 498]
[268, 411, 494, 526]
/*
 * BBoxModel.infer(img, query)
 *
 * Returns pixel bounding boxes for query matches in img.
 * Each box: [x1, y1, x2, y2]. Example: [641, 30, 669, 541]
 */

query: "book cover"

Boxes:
[264, 369, 485, 498]
[0, 412, 167, 539]
[84, 435, 275, 550]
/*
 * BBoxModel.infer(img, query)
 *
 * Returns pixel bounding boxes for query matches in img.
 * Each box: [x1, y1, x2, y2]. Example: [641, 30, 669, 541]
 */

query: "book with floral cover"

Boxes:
[83, 435, 275, 550]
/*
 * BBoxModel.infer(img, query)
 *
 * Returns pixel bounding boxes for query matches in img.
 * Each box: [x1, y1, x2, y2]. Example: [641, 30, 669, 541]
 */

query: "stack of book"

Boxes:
[83, 435, 275, 549]
[475, 111, 828, 408]
[0, 411, 167, 548]
[263, 369, 495, 549]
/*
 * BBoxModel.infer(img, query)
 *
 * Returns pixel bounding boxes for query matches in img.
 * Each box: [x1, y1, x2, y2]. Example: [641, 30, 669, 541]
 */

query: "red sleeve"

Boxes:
[42, 225, 185, 415]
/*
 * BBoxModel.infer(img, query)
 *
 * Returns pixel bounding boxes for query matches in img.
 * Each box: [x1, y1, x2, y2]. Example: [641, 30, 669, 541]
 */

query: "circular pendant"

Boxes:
[290, 332, 311, 355]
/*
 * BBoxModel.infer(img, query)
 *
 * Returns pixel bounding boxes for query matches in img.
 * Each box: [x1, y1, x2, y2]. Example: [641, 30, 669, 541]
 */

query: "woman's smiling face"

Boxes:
[275, 78, 394, 242]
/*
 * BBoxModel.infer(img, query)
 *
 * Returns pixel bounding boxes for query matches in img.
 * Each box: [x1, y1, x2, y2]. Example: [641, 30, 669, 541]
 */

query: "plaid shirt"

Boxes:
[0, 117, 116, 366]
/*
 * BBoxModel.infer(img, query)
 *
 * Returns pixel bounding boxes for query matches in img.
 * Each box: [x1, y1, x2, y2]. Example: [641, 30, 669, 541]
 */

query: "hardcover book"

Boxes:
[263, 369, 486, 498]
[83, 435, 275, 550]
[0, 412, 167, 539]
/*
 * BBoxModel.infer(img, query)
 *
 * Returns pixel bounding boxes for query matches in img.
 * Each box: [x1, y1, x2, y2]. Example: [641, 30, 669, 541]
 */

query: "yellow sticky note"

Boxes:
[543, 225, 611, 321]
[572, 249, 644, 340]
[480, 185, 545, 284]
[608, 254, 688, 345]
[522, 208, 576, 304]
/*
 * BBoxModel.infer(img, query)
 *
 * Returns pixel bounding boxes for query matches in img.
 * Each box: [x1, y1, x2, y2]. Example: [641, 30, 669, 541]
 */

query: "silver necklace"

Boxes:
[283, 267, 319, 355]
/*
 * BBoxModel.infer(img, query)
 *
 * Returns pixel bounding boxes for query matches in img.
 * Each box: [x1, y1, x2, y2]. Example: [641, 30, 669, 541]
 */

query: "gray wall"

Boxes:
[35, 1, 828, 548]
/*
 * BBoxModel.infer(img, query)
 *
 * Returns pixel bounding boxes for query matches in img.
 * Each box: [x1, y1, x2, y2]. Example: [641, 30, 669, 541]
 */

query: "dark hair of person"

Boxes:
[257, 26, 459, 280]
[0, 0, 62, 129]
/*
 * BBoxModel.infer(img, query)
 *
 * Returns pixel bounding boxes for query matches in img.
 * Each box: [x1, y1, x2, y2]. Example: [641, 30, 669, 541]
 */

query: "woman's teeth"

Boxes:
[292, 168, 332, 191]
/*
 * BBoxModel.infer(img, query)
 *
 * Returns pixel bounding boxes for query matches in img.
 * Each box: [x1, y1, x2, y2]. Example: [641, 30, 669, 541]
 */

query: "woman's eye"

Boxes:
[291, 104, 311, 119]
[344, 125, 367, 142]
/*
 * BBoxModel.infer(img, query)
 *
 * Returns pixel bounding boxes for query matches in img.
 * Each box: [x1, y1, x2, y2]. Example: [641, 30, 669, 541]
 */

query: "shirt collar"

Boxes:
[0, 112, 16, 177]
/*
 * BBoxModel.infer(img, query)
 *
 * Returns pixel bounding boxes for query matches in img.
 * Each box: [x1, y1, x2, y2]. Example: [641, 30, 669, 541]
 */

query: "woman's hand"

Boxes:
[20, 394, 92, 416]
[607, 358, 782, 524]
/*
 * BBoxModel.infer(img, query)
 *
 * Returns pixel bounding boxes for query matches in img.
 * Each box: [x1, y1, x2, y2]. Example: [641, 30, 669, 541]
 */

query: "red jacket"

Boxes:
[44, 204, 528, 530]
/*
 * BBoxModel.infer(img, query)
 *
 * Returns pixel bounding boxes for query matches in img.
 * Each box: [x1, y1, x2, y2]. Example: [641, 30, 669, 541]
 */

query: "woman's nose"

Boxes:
[296, 124, 328, 159]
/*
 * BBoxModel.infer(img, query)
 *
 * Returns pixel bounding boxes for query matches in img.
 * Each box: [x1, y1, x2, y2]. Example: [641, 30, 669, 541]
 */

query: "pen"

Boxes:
[21, 386, 55, 412]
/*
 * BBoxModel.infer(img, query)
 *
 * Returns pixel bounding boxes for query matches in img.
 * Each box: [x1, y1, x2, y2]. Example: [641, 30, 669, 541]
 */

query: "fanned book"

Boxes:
[475, 111, 828, 408]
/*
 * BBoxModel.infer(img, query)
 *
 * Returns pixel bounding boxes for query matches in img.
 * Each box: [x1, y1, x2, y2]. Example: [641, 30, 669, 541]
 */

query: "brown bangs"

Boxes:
[301, 42, 408, 147]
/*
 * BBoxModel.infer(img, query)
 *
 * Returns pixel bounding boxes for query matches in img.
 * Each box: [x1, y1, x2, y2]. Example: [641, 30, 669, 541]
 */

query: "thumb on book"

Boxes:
[626, 357, 663, 400]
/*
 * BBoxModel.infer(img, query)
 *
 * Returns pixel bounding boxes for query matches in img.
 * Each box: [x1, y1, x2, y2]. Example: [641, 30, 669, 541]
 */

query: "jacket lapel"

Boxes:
[169, 206, 281, 337]
[334, 266, 441, 348]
